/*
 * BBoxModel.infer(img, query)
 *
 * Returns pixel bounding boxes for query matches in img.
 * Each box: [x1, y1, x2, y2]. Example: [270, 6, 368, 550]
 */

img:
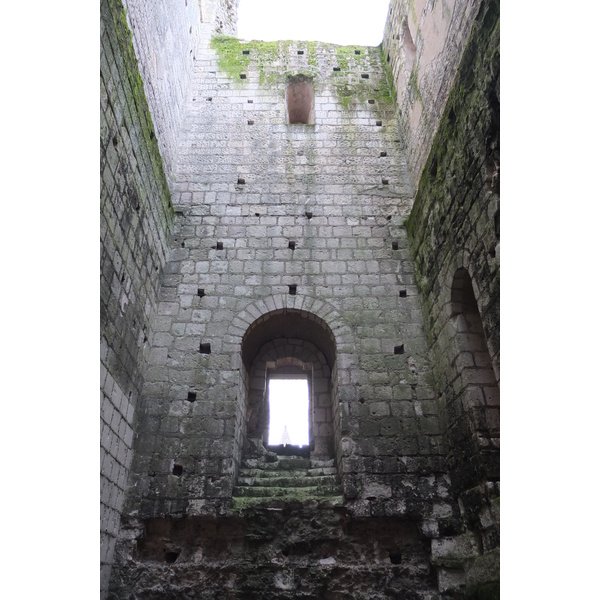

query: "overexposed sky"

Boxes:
[268, 379, 309, 446]
[237, 0, 391, 46]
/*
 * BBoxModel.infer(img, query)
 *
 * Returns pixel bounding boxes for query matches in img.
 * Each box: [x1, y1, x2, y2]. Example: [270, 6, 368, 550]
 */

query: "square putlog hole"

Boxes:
[288, 241, 296, 250]
[288, 284, 297, 295]
[376, 121, 382, 126]
[237, 177, 245, 185]
[187, 391, 197, 402]
[216, 241, 224, 250]
[197, 288, 205, 297]
[392, 241, 399, 250]
[361, 73, 369, 79]
[399, 290, 407, 298]
[200, 343, 211, 354]
[394, 345, 405, 355]
[172, 464, 183, 476]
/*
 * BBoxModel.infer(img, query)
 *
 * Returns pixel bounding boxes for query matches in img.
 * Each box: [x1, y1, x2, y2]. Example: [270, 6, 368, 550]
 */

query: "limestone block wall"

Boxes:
[125, 31, 450, 515]
[405, 1, 499, 596]
[382, 0, 483, 189]
[109, 30, 462, 598]
[100, 0, 174, 595]
[122, 0, 238, 186]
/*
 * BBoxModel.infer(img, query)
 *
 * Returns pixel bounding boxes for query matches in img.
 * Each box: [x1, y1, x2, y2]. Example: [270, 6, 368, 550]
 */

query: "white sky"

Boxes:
[268, 379, 309, 446]
[237, 0, 391, 46]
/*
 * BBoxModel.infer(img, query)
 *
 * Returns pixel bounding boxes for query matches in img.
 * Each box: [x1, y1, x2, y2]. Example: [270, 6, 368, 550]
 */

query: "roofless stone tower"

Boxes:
[101, 1, 499, 597]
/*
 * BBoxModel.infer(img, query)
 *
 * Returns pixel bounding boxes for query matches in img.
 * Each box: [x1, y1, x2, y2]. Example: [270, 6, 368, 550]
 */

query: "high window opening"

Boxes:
[267, 377, 309, 446]
[240, 309, 342, 468]
[286, 77, 315, 125]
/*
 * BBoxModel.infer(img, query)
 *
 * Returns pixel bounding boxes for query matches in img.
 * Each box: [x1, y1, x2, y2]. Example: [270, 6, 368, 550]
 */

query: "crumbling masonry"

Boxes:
[100, 0, 499, 598]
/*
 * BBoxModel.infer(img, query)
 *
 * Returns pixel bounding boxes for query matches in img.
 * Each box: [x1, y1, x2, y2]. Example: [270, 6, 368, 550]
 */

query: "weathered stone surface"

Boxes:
[101, 0, 174, 595]
[101, 0, 500, 597]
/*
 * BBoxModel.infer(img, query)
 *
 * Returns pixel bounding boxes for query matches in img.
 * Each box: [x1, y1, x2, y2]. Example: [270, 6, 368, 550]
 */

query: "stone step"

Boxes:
[238, 466, 338, 478]
[236, 474, 339, 488]
[241, 456, 336, 471]
[231, 494, 345, 511]
[233, 483, 342, 499]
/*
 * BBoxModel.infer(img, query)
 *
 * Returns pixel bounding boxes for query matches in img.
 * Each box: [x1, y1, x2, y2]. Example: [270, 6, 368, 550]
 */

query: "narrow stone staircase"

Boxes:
[232, 453, 344, 509]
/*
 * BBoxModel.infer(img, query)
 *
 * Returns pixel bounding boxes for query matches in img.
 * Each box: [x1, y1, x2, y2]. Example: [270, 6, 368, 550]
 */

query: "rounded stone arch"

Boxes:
[438, 251, 498, 378]
[438, 260, 500, 490]
[227, 293, 354, 359]
[229, 295, 353, 475]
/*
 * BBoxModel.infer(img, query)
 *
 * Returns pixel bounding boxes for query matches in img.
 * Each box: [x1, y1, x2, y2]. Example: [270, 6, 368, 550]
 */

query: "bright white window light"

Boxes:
[268, 378, 309, 446]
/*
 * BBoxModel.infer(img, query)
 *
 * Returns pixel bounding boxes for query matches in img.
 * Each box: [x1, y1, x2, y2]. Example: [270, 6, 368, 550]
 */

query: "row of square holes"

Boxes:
[241, 49, 362, 56]
[206, 238, 403, 251]
[246, 118, 383, 125]
[198, 340, 405, 355]
[196, 282, 408, 356]
[239, 170, 388, 185]
[241, 71, 370, 78]
[196, 286, 407, 298]
[239, 177, 389, 185]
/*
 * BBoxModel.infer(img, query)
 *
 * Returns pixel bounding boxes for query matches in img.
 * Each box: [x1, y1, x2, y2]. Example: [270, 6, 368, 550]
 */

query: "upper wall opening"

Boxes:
[286, 75, 315, 125]
[237, 0, 391, 46]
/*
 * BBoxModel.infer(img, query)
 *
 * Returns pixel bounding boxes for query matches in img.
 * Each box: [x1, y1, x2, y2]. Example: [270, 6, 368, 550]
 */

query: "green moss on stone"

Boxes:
[210, 35, 253, 79]
[465, 581, 500, 600]
[107, 0, 173, 223]
[408, 68, 422, 105]
[211, 36, 394, 112]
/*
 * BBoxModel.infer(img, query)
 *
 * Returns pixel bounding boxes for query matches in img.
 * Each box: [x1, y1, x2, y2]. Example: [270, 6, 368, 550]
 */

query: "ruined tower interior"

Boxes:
[100, 0, 500, 597]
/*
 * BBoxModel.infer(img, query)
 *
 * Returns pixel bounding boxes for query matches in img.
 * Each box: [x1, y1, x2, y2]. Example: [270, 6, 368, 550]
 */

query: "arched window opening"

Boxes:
[447, 268, 499, 484]
[239, 309, 340, 467]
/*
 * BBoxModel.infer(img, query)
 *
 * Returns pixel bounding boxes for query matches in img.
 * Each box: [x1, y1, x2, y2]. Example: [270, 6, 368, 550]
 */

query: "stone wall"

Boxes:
[102, 0, 500, 596]
[108, 31, 462, 599]
[120, 1, 238, 187]
[121, 0, 203, 186]
[382, 0, 483, 189]
[100, 0, 174, 595]
[405, 0, 500, 596]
